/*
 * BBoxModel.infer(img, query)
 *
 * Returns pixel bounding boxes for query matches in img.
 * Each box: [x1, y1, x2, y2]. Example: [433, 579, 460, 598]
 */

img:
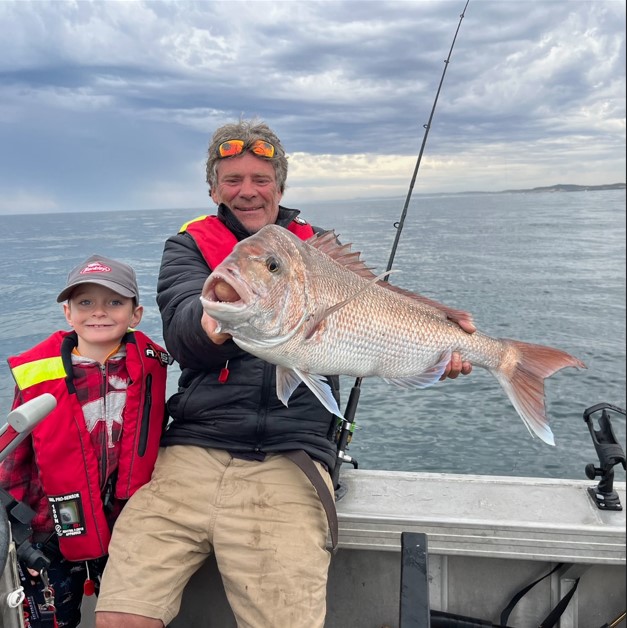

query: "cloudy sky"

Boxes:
[1, 0, 625, 214]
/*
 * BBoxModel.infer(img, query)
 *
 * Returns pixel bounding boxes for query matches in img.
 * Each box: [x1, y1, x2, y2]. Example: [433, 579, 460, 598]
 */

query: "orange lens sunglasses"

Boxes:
[218, 139, 275, 159]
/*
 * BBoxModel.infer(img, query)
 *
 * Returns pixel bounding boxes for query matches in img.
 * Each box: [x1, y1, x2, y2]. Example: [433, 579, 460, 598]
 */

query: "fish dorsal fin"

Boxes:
[306, 230, 474, 329]
[307, 231, 378, 276]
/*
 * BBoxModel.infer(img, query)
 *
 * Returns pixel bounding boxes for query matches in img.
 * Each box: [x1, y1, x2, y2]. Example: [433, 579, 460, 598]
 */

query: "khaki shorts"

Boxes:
[96, 446, 332, 627]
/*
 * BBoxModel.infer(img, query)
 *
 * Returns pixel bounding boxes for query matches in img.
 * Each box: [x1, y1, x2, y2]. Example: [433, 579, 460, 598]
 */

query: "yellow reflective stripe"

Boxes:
[12, 356, 66, 390]
[179, 215, 208, 233]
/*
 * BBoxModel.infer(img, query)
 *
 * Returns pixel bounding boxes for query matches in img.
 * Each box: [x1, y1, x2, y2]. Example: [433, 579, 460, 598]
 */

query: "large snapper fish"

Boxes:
[200, 224, 585, 445]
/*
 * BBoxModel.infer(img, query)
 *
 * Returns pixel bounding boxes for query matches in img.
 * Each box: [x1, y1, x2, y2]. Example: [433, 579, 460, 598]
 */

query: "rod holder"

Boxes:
[583, 403, 626, 511]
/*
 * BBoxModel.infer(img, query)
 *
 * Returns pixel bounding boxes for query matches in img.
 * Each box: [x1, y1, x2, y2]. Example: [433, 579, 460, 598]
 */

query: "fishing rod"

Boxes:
[331, 0, 471, 494]
[386, 0, 470, 274]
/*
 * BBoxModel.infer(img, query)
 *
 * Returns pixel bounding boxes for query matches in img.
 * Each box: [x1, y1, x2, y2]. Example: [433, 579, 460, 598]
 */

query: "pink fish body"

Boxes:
[201, 224, 585, 445]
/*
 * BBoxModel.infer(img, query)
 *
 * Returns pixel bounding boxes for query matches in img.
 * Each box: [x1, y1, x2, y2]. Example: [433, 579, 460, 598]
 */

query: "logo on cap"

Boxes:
[80, 262, 112, 275]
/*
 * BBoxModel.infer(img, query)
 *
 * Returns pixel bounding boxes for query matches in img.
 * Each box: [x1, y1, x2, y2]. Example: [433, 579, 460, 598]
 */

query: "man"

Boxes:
[95, 119, 473, 628]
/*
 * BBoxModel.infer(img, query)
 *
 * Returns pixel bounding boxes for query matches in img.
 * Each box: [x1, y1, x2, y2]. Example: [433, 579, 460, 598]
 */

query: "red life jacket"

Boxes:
[180, 214, 315, 268]
[7, 330, 169, 561]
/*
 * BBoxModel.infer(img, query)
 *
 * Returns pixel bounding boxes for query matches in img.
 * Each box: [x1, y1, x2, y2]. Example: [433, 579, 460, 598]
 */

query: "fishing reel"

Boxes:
[1, 487, 51, 574]
[583, 402, 626, 511]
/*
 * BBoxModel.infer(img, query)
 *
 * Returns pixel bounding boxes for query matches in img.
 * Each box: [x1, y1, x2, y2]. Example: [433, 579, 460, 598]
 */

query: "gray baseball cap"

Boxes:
[57, 254, 140, 303]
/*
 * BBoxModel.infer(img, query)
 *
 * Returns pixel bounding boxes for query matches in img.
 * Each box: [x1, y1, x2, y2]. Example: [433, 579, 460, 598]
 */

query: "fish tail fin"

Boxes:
[492, 340, 586, 446]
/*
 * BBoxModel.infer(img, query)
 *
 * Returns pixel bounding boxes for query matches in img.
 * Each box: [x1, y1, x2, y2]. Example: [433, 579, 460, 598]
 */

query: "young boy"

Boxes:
[0, 254, 169, 628]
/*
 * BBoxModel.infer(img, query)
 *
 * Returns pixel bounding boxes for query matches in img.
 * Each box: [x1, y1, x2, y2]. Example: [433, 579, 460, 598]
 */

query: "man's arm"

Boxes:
[156, 233, 241, 370]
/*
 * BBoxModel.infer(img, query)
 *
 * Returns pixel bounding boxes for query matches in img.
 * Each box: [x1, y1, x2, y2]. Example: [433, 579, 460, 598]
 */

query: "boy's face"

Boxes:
[63, 283, 143, 352]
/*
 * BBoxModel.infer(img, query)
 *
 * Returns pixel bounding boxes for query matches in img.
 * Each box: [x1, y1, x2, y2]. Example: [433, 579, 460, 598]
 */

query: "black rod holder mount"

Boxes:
[583, 402, 626, 511]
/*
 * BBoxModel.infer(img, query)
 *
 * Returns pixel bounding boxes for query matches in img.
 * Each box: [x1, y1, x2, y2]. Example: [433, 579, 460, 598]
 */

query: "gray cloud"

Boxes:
[0, 0, 624, 213]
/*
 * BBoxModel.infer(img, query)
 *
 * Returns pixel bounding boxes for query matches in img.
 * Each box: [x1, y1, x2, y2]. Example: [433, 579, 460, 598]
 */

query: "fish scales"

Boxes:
[280, 244, 506, 375]
[201, 224, 585, 445]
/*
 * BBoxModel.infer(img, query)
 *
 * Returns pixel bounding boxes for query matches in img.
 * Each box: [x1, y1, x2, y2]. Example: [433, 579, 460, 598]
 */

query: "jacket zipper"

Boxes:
[138, 373, 152, 457]
[99, 363, 108, 491]
[254, 362, 274, 451]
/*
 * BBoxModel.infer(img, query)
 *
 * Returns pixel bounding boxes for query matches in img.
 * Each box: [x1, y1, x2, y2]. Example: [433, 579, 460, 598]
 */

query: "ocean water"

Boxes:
[0, 189, 625, 482]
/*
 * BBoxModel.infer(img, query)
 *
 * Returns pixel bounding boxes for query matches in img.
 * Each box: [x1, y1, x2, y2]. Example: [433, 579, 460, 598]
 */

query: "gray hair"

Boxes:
[205, 119, 288, 194]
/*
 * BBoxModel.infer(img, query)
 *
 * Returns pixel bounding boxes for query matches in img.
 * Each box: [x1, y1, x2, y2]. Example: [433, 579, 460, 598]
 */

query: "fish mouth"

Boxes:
[200, 269, 252, 313]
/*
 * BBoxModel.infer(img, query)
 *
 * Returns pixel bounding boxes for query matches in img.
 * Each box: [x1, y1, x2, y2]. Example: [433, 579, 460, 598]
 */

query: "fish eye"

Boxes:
[266, 257, 280, 273]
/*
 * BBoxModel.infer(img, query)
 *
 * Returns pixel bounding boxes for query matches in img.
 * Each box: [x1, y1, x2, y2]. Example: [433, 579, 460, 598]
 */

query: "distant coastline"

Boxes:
[502, 182, 625, 193]
[466, 182, 626, 195]
[342, 183, 626, 205]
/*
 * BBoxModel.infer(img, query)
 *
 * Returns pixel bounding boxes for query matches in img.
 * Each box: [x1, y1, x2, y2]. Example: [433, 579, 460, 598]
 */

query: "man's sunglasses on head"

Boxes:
[218, 139, 276, 159]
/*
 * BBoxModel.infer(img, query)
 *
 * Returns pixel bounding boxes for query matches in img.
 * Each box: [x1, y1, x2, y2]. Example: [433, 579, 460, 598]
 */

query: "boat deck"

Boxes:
[336, 469, 626, 564]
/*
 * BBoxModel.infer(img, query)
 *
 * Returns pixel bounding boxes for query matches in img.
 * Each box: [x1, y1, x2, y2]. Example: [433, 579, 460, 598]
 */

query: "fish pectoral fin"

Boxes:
[302, 310, 327, 341]
[383, 350, 452, 389]
[293, 368, 344, 418]
[275, 363, 343, 419]
[304, 270, 395, 341]
[276, 366, 303, 407]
